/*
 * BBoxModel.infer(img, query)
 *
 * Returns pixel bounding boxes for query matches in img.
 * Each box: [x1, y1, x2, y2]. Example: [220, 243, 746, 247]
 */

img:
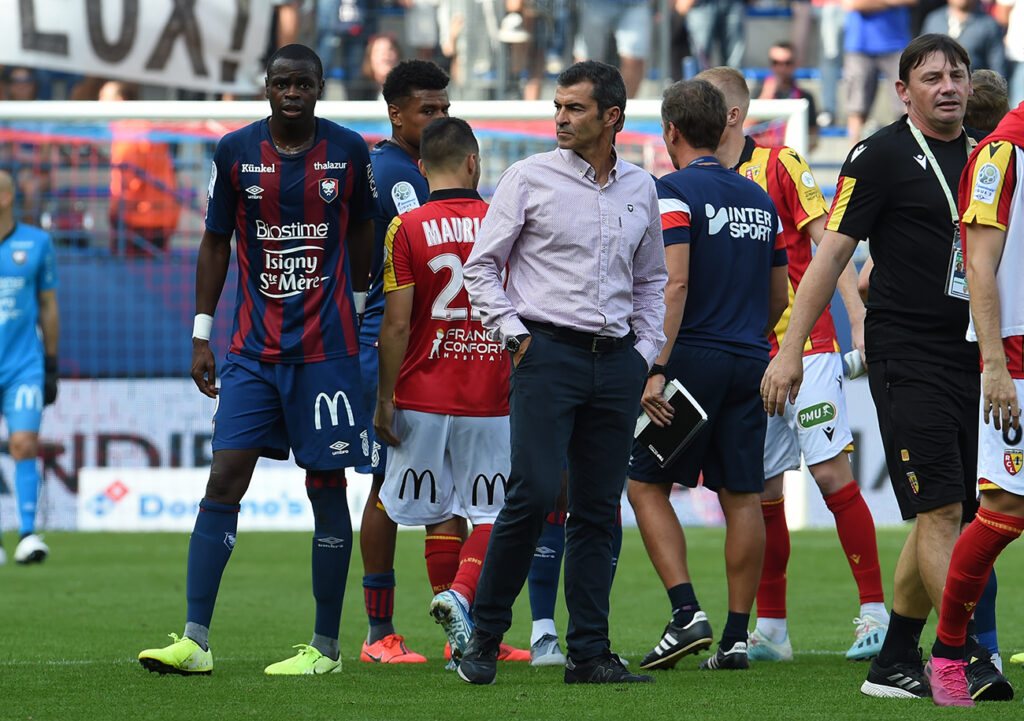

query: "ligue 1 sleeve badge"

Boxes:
[319, 177, 339, 203]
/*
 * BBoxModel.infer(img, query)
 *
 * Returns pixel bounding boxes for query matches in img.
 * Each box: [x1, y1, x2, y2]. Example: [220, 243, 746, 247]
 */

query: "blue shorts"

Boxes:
[212, 352, 369, 470]
[1, 366, 44, 434]
[629, 346, 767, 493]
[356, 342, 387, 475]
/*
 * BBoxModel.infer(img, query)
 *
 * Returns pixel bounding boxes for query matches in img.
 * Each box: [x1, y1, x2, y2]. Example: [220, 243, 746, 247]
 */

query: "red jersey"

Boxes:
[382, 189, 509, 416]
[735, 138, 840, 358]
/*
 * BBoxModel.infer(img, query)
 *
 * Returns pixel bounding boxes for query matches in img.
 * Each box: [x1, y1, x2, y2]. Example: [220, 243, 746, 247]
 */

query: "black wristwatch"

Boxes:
[648, 363, 667, 378]
[505, 333, 530, 353]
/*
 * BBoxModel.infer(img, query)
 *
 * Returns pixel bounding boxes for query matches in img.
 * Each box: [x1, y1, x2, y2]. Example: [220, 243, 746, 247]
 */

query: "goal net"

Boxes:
[0, 97, 809, 531]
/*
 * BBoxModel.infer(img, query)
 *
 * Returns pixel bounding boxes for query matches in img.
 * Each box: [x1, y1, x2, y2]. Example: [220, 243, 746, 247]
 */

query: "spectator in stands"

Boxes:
[813, 0, 843, 126]
[922, 0, 1007, 77]
[994, 0, 1024, 106]
[684, 0, 745, 71]
[505, 0, 571, 100]
[572, 0, 653, 98]
[315, 0, 375, 96]
[842, 0, 915, 144]
[965, 68, 1010, 132]
[1, 67, 54, 226]
[669, 0, 693, 80]
[399, 0, 444, 61]
[350, 32, 403, 101]
[100, 81, 181, 257]
[757, 41, 819, 150]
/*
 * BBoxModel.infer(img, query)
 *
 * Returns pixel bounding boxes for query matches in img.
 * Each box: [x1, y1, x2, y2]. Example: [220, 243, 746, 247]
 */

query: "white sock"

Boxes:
[860, 602, 888, 623]
[755, 617, 788, 643]
[531, 618, 557, 646]
[451, 589, 470, 612]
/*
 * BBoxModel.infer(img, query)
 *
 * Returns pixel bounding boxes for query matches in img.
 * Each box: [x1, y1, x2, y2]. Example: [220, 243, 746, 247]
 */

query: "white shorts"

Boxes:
[763, 352, 854, 479]
[977, 377, 1024, 496]
[380, 409, 510, 526]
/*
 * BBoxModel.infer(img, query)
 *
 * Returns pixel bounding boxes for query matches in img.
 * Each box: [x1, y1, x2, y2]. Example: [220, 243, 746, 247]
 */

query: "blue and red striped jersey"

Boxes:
[205, 117, 376, 363]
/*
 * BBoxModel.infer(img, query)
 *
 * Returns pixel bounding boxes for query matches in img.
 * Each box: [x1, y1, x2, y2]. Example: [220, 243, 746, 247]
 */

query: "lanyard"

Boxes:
[905, 116, 970, 230]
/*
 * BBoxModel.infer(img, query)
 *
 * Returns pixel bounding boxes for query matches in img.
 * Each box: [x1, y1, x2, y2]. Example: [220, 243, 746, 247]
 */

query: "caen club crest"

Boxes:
[1004, 449, 1023, 476]
[12, 250, 27, 265]
[319, 178, 338, 203]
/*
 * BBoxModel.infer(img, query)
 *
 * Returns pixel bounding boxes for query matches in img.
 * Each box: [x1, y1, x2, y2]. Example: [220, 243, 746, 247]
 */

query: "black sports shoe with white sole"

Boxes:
[639, 611, 714, 670]
[699, 641, 749, 670]
[860, 651, 930, 698]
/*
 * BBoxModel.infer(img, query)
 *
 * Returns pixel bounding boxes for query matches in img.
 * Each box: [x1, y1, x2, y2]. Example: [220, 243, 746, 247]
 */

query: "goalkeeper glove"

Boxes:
[44, 354, 58, 405]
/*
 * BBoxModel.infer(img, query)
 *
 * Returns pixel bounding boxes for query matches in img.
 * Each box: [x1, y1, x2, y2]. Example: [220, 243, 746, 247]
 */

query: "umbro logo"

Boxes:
[330, 441, 350, 455]
[316, 536, 346, 549]
[534, 545, 558, 558]
[914, 154, 928, 170]
[246, 185, 264, 199]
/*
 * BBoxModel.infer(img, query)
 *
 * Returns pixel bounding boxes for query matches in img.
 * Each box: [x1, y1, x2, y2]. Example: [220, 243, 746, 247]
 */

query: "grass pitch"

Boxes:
[2, 527, 1023, 721]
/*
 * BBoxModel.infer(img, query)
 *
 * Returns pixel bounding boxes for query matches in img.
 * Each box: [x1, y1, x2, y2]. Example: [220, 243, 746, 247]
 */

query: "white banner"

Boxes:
[0, 0, 273, 94]
[77, 467, 375, 531]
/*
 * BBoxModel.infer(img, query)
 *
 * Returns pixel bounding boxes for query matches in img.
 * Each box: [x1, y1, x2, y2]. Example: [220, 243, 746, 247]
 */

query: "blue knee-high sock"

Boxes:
[185, 499, 239, 628]
[528, 511, 566, 621]
[974, 568, 999, 657]
[307, 472, 352, 642]
[15, 459, 40, 536]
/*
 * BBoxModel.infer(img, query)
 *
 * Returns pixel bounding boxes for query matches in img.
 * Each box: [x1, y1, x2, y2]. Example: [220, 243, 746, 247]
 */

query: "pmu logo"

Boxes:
[87, 480, 130, 517]
[471, 473, 507, 506]
[398, 469, 437, 503]
[314, 391, 355, 430]
[14, 384, 42, 411]
[797, 401, 836, 429]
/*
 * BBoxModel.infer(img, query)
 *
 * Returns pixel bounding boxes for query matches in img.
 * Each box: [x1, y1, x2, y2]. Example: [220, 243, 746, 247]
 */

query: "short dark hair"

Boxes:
[771, 41, 795, 53]
[661, 79, 727, 151]
[266, 43, 323, 81]
[381, 59, 450, 106]
[965, 69, 1010, 132]
[420, 117, 478, 172]
[557, 60, 627, 125]
[899, 34, 970, 84]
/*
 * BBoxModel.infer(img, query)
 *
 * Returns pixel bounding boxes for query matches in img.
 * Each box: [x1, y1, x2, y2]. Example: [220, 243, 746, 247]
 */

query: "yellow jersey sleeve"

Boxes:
[961, 141, 1016, 231]
[382, 216, 414, 293]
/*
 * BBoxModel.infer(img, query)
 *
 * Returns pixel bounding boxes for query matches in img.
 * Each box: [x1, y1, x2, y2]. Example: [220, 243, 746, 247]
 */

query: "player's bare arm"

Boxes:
[965, 221, 1020, 431]
[642, 243, 688, 428]
[761, 228, 858, 415]
[375, 285, 414, 446]
[807, 214, 866, 361]
[347, 217, 374, 293]
[191, 230, 232, 398]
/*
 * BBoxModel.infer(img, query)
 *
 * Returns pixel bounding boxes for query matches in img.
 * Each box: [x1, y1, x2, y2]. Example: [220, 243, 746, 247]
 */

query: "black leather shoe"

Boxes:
[565, 652, 655, 684]
[457, 629, 501, 685]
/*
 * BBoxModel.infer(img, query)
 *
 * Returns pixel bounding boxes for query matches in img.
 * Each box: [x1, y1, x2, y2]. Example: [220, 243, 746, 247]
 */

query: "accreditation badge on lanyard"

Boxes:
[906, 117, 972, 300]
[945, 224, 969, 300]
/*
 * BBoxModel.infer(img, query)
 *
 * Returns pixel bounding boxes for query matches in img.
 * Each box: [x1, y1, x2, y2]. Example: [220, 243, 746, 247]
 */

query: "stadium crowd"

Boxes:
[2, 1, 1024, 708]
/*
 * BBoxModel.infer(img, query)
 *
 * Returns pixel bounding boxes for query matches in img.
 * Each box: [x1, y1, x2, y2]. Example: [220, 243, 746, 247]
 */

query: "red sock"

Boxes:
[937, 508, 1023, 647]
[450, 524, 492, 606]
[824, 481, 884, 604]
[424, 534, 462, 594]
[757, 497, 789, 618]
